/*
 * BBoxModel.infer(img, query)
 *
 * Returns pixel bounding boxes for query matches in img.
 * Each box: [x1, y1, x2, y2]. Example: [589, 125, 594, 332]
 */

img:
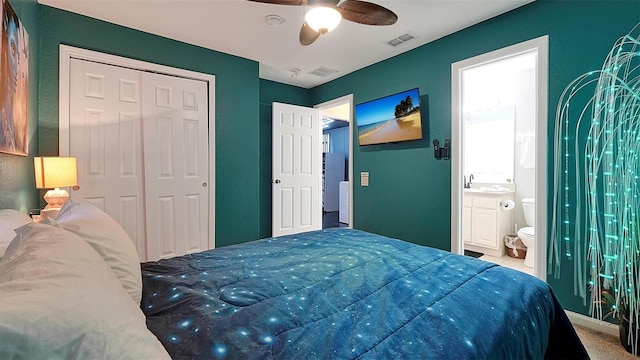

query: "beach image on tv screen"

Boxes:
[356, 88, 422, 145]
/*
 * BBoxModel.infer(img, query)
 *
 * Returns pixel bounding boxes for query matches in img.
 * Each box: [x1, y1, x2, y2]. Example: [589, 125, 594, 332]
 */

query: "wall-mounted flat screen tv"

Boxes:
[355, 88, 423, 146]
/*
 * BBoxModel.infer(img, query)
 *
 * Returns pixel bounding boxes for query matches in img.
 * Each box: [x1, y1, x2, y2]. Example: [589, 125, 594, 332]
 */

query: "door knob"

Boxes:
[202, 182, 207, 187]
[274, 179, 281, 184]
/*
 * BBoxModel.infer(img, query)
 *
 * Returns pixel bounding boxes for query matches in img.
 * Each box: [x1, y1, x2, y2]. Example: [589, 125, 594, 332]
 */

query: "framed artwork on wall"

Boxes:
[0, 0, 28, 156]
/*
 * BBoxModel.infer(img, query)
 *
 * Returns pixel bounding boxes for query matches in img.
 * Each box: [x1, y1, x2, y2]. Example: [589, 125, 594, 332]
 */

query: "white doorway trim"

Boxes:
[315, 94, 354, 227]
[58, 44, 216, 249]
[451, 36, 548, 280]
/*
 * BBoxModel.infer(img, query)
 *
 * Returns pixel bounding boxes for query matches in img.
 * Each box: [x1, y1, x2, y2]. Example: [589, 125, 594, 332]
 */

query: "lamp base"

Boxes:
[43, 188, 70, 209]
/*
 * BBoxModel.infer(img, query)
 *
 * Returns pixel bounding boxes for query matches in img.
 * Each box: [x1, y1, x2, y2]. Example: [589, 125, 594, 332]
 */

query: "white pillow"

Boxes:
[0, 222, 170, 359]
[55, 200, 143, 304]
[0, 209, 32, 257]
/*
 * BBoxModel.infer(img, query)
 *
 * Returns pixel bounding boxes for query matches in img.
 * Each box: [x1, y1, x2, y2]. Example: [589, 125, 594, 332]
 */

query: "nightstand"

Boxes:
[30, 208, 60, 222]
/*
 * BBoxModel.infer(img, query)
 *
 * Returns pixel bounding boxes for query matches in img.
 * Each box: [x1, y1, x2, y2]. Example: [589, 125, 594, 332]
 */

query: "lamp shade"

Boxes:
[34, 156, 78, 189]
[305, 5, 342, 33]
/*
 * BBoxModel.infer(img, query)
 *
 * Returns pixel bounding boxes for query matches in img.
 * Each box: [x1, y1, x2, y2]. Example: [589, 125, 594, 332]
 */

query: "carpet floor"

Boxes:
[574, 324, 638, 359]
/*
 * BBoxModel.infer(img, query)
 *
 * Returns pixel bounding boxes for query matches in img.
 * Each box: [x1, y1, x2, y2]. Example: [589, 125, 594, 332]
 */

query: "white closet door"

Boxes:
[142, 72, 209, 260]
[68, 58, 211, 262]
[69, 58, 146, 259]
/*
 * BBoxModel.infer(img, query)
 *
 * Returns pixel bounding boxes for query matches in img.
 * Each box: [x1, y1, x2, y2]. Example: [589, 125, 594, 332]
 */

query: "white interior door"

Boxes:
[272, 102, 322, 237]
[69, 58, 146, 258]
[143, 72, 209, 260]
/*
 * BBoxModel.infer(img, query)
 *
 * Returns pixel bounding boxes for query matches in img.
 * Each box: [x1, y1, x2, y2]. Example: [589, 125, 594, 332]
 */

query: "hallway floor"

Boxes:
[322, 211, 348, 229]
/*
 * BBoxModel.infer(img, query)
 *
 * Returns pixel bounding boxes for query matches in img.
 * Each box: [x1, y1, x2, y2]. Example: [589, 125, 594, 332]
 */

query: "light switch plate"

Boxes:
[361, 172, 369, 187]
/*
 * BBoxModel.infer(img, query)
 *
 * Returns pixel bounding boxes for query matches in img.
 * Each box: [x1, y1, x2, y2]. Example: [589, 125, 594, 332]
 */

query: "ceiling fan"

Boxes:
[248, 0, 398, 46]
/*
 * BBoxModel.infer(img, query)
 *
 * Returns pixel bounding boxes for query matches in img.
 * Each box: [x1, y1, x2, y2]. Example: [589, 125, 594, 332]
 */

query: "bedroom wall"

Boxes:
[310, 0, 640, 316]
[37, 6, 262, 247]
[258, 79, 312, 238]
[0, 0, 39, 212]
[6, 0, 636, 319]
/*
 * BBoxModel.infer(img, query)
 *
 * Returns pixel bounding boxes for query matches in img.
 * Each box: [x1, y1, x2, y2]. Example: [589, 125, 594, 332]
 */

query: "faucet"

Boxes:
[464, 175, 469, 189]
[464, 174, 474, 188]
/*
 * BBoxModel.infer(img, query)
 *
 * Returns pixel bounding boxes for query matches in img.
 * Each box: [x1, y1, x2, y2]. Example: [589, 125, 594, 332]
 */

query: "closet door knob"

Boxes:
[274, 179, 281, 184]
[202, 182, 207, 187]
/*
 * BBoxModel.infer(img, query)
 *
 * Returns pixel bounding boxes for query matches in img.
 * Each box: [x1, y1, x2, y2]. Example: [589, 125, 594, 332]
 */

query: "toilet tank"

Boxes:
[522, 198, 535, 226]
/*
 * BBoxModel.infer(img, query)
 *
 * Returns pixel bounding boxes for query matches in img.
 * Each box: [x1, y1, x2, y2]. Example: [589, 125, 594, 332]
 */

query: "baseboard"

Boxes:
[566, 310, 619, 337]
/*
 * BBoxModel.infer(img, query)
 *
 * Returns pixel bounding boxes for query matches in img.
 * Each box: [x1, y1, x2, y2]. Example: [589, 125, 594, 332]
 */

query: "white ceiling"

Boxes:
[38, 0, 533, 89]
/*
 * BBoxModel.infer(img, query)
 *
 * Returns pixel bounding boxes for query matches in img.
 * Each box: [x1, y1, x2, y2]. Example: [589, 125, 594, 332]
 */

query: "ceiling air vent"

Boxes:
[386, 32, 416, 47]
[308, 66, 338, 78]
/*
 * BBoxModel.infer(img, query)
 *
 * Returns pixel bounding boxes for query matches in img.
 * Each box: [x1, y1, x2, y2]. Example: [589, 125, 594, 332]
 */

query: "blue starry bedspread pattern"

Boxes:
[140, 228, 586, 359]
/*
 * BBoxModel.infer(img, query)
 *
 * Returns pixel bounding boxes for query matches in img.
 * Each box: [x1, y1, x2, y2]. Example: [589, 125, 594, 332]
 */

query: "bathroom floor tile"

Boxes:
[478, 254, 508, 265]
[478, 255, 535, 276]
[502, 257, 534, 275]
[503, 257, 525, 267]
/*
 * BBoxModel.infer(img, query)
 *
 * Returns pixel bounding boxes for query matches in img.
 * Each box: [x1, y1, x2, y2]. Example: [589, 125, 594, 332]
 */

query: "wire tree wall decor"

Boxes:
[551, 24, 640, 354]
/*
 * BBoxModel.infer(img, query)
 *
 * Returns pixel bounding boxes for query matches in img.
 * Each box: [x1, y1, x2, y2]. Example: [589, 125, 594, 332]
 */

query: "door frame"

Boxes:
[314, 94, 354, 227]
[58, 45, 216, 249]
[450, 36, 548, 280]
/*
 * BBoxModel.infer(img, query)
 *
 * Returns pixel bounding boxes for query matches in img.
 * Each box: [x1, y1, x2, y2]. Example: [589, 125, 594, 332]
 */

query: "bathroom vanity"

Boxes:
[463, 189, 515, 258]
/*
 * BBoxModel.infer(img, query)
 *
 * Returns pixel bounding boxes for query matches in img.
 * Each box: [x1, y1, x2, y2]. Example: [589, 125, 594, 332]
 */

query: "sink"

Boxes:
[480, 186, 510, 192]
[464, 186, 512, 194]
[463, 188, 486, 193]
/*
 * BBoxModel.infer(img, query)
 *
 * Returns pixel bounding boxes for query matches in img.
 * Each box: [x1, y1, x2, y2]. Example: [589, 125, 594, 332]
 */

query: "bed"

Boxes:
[140, 228, 587, 359]
[0, 202, 587, 359]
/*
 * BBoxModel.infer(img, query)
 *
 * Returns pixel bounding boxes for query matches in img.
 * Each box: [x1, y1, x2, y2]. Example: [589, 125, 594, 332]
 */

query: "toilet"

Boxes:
[517, 198, 535, 268]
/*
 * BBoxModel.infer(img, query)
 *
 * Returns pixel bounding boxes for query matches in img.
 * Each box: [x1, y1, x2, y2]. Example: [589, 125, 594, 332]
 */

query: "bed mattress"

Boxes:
[140, 228, 586, 359]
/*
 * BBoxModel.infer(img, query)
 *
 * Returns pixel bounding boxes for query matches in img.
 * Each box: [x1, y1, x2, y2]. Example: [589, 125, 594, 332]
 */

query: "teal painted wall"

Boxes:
[3, 0, 637, 318]
[258, 79, 312, 238]
[310, 0, 640, 315]
[0, 0, 38, 212]
[38, 6, 261, 247]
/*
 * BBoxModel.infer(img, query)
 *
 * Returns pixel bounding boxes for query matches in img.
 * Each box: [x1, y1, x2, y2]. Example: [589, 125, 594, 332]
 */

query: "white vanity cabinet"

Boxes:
[462, 196, 473, 244]
[463, 191, 514, 257]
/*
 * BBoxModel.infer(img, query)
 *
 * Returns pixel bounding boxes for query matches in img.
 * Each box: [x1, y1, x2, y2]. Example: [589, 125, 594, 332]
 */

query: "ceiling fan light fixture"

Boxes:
[305, 5, 342, 34]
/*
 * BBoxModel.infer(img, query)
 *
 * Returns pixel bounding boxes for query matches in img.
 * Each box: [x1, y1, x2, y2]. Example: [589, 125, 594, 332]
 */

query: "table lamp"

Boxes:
[34, 156, 78, 210]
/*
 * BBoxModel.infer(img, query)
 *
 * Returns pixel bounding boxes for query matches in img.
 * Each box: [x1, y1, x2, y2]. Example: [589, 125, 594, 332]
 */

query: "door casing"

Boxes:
[315, 94, 354, 228]
[450, 36, 548, 280]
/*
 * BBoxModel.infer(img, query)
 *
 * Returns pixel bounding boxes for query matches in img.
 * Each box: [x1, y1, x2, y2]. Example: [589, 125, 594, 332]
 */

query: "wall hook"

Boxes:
[433, 139, 450, 160]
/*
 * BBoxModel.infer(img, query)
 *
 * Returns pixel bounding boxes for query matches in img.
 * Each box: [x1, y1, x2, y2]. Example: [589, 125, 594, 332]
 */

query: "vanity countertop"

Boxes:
[464, 187, 514, 195]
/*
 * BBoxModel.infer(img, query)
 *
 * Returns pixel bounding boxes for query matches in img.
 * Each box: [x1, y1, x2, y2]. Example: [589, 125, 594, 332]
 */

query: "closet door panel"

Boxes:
[143, 72, 209, 261]
[69, 59, 147, 260]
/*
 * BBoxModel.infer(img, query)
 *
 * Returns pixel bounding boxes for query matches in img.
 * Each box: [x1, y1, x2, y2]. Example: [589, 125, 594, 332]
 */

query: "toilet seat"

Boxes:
[518, 226, 534, 237]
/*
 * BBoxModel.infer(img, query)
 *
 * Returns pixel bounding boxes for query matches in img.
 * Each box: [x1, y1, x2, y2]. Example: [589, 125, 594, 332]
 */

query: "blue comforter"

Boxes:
[141, 228, 586, 359]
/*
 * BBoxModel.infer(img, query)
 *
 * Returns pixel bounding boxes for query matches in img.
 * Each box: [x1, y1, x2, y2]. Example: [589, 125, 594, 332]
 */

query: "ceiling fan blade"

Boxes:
[246, 0, 309, 5]
[338, 0, 398, 26]
[299, 22, 321, 46]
